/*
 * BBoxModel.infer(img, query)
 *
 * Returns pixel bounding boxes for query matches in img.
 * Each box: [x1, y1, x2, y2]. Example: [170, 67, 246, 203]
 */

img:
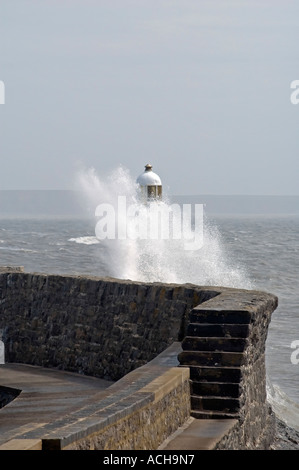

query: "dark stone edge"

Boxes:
[271, 417, 299, 450]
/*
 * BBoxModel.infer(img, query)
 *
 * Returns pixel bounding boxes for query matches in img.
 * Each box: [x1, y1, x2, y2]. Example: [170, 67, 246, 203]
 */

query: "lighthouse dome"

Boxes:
[136, 164, 162, 186]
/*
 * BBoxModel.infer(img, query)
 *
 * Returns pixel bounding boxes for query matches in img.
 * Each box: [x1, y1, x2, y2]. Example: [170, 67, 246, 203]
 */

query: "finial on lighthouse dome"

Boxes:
[136, 164, 162, 201]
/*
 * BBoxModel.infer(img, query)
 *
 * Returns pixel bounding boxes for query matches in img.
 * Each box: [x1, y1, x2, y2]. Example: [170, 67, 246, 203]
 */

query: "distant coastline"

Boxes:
[0, 190, 298, 218]
[170, 195, 299, 216]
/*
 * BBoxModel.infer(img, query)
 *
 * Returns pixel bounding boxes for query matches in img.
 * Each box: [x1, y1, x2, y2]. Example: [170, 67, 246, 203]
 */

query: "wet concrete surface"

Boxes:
[0, 363, 114, 446]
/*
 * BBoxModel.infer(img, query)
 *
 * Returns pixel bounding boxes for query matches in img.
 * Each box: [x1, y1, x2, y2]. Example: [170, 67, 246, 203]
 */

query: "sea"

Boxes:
[0, 174, 298, 432]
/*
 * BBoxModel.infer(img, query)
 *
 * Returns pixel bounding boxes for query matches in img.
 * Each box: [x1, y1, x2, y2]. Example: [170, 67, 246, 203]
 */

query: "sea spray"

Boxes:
[76, 166, 253, 288]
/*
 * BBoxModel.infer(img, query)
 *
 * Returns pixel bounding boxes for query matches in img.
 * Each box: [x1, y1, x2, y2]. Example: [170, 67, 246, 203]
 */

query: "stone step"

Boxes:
[191, 410, 239, 420]
[178, 351, 245, 368]
[181, 336, 247, 353]
[191, 395, 241, 413]
[189, 309, 252, 325]
[186, 323, 249, 338]
[187, 365, 242, 383]
[190, 381, 240, 398]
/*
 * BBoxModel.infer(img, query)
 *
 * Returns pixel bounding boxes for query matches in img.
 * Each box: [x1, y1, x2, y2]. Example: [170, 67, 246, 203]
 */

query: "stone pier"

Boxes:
[0, 267, 278, 450]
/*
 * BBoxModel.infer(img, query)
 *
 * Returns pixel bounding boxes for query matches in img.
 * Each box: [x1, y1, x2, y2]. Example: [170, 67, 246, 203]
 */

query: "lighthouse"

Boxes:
[136, 164, 162, 202]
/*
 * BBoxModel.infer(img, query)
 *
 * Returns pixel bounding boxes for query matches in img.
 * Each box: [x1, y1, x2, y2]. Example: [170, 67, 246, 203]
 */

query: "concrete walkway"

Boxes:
[0, 363, 114, 448]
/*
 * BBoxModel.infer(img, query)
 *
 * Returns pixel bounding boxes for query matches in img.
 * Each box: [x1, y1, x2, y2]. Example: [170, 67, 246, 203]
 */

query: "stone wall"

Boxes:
[0, 268, 217, 381]
[0, 267, 278, 449]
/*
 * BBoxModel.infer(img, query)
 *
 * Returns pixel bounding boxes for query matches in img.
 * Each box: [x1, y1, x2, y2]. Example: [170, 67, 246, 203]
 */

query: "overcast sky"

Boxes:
[0, 0, 298, 195]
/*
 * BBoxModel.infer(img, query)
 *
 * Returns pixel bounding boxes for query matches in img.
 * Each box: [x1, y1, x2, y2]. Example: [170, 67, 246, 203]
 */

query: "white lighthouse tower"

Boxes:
[136, 164, 162, 202]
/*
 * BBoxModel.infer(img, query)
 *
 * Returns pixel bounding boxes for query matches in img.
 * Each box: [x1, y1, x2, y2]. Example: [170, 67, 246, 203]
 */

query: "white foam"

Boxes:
[75, 165, 253, 289]
[267, 376, 299, 431]
[69, 236, 100, 245]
